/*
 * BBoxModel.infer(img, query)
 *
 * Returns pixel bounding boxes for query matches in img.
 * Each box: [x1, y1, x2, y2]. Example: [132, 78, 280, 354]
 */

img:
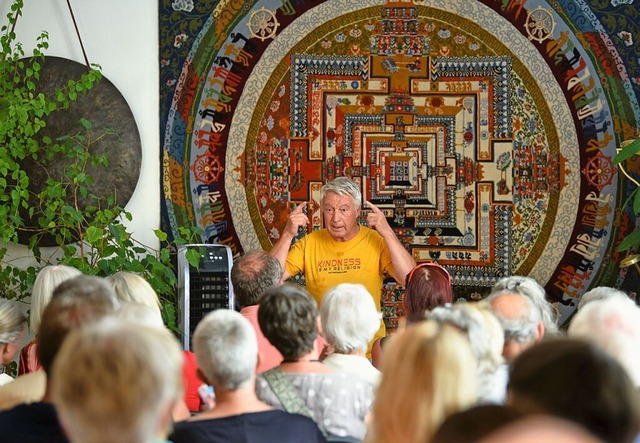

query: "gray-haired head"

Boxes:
[51, 275, 119, 312]
[486, 290, 541, 344]
[320, 176, 362, 211]
[320, 283, 381, 354]
[578, 286, 630, 311]
[193, 309, 258, 392]
[427, 303, 504, 402]
[231, 250, 283, 309]
[569, 296, 640, 386]
[490, 276, 558, 336]
[0, 298, 26, 345]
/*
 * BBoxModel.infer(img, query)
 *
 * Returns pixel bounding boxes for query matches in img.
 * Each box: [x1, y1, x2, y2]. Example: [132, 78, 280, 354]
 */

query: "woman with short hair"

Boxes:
[20, 265, 82, 375]
[0, 299, 27, 385]
[256, 283, 374, 440]
[320, 283, 381, 385]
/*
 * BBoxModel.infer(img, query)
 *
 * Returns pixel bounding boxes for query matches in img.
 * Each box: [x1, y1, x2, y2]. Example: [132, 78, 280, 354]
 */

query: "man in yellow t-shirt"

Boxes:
[270, 177, 416, 348]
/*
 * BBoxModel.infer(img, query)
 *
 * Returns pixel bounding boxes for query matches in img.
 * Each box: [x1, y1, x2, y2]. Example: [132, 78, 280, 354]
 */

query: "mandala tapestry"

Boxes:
[160, 0, 640, 327]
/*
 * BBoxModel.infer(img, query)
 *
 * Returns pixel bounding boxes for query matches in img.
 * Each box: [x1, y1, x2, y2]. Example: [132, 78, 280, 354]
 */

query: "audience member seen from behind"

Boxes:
[403, 262, 454, 324]
[52, 319, 183, 443]
[0, 299, 27, 385]
[256, 283, 374, 440]
[231, 249, 286, 373]
[507, 338, 640, 443]
[108, 272, 198, 416]
[365, 321, 477, 443]
[433, 404, 523, 443]
[19, 265, 82, 375]
[478, 416, 604, 443]
[320, 283, 381, 385]
[490, 275, 559, 337]
[107, 271, 161, 314]
[485, 289, 543, 363]
[170, 309, 325, 443]
[568, 296, 640, 386]
[0, 275, 117, 443]
[428, 302, 506, 404]
[577, 285, 631, 311]
[371, 261, 453, 367]
[270, 176, 416, 353]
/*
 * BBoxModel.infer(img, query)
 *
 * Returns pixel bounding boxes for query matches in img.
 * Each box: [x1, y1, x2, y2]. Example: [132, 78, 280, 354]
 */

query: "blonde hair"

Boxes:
[116, 302, 164, 329]
[30, 265, 82, 334]
[366, 321, 477, 443]
[107, 272, 162, 315]
[52, 318, 183, 443]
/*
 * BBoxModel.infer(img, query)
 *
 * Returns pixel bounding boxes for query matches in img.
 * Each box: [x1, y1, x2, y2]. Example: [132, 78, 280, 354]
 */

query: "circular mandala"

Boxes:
[161, 0, 640, 322]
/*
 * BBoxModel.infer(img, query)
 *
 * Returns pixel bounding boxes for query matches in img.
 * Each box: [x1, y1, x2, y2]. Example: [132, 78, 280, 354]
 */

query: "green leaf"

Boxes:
[154, 229, 168, 242]
[80, 117, 92, 129]
[85, 225, 102, 243]
[617, 228, 640, 252]
[634, 190, 640, 215]
[185, 248, 201, 269]
[613, 138, 640, 164]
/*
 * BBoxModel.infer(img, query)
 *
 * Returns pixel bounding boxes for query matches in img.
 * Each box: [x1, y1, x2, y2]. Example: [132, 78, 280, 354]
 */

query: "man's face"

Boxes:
[322, 192, 360, 242]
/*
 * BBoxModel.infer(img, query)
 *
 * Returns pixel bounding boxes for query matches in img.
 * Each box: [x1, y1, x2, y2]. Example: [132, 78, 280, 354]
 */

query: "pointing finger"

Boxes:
[292, 202, 307, 214]
[365, 200, 381, 213]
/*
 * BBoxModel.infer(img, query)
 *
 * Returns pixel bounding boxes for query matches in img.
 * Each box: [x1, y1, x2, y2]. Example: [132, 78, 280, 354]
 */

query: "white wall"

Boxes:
[1, 0, 159, 252]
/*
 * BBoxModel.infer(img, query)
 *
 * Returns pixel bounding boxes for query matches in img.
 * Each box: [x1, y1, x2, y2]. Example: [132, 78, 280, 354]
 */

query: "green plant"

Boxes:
[613, 137, 640, 252]
[0, 0, 203, 332]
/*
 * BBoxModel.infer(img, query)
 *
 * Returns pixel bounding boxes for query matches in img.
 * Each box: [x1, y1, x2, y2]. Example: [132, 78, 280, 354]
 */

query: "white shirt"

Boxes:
[322, 353, 380, 386]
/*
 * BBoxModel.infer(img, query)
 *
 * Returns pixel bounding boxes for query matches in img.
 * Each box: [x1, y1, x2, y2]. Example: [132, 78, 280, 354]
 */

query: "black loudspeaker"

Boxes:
[177, 244, 234, 350]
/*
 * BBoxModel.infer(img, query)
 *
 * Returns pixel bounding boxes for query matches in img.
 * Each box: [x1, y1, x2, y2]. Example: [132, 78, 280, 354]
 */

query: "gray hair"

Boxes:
[569, 296, 640, 386]
[486, 289, 541, 344]
[320, 176, 362, 210]
[231, 250, 283, 308]
[578, 286, 630, 311]
[52, 275, 119, 311]
[320, 283, 382, 353]
[0, 299, 26, 344]
[193, 309, 258, 391]
[490, 276, 558, 336]
[427, 303, 504, 402]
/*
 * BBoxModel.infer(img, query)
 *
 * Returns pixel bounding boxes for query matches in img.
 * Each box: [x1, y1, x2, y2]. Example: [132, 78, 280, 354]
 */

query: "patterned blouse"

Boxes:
[256, 371, 374, 439]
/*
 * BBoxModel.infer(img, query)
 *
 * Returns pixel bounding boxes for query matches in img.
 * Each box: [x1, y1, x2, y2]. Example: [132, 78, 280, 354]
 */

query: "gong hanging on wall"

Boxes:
[17, 56, 142, 246]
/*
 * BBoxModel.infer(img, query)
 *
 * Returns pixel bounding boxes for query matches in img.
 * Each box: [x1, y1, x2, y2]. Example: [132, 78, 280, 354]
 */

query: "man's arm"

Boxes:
[365, 200, 416, 284]
[269, 202, 309, 280]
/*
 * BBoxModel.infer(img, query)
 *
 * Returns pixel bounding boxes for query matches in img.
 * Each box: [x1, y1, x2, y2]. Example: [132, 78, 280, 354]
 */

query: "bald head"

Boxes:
[487, 291, 543, 362]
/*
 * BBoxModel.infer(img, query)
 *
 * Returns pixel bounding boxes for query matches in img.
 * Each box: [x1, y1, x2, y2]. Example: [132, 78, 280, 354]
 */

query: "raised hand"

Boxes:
[283, 202, 309, 237]
[365, 200, 393, 237]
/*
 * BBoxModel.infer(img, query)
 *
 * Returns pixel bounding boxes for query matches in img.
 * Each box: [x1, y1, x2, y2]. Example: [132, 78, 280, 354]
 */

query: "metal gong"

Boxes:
[17, 56, 142, 246]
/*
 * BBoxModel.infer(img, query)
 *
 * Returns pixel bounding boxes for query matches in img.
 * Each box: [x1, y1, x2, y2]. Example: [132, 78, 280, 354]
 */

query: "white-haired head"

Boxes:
[577, 286, 630, 311]
[320, 283, 381, 354]
[568, 296, 640, 386]
[491, 276, 558, 336]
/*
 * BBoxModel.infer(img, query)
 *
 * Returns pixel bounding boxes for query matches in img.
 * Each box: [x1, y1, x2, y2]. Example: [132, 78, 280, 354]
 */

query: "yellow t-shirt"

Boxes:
[285, 226, 394, 346]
